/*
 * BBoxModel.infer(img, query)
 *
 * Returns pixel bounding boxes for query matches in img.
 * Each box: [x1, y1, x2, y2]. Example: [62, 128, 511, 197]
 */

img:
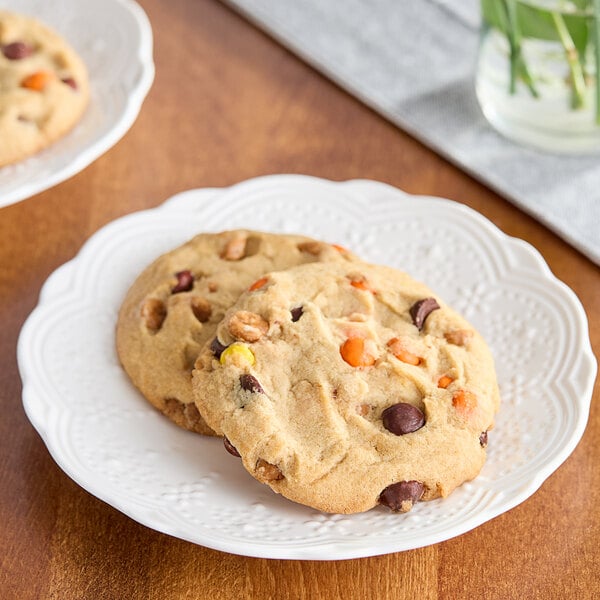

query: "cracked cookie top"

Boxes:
[192, 261, 500, 513]
[0, 10, 89, 166]
[116, 230, 356, 436]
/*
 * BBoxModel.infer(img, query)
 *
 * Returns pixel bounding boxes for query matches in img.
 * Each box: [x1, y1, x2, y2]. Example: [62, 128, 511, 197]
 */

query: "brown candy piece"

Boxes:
[255, 459, 284, 482]
[379, 481, 424, 512]
[239, 374, 264, 394]
[141, 298, 167, 332]
[410, 297, 440, 331]
[290, 306, 303, 322]
[172, 270, 194, 293]
[2, 42, 33, 60]
[191, 296, 212, 323]
[210, 337, 228, 359]
[223, 437, 241, 457]
[382, 403, 425, 435]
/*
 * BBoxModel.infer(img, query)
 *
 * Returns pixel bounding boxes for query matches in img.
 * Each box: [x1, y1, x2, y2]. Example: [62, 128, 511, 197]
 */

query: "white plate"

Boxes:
[0, 0, 154, 207]
[17, 175, 597, 560]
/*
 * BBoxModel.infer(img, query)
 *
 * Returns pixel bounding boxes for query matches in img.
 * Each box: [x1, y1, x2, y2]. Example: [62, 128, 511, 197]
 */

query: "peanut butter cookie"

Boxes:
[192, 261, 500, 513]
[0, 10, 89, 166]
[116, 230, 356, 435]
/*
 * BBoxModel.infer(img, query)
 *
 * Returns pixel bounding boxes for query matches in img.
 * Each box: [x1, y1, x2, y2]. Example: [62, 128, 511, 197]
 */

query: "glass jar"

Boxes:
[476, 0, 600, 153]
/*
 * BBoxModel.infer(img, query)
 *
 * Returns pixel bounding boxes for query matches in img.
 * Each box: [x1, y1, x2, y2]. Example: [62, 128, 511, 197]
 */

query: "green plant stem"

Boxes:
[501, 0, 520, 94]
[550, 11, 588, 109]
[517, 55, 540, 98]
[500, 0, 539, 98]
[593, 0, 600, 123]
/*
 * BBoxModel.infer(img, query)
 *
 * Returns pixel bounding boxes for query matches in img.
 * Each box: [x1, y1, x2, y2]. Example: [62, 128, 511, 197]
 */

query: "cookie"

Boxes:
[116, 230, 356, 435]
[0, 10, 89, 166]
[192, 261, 500, 513]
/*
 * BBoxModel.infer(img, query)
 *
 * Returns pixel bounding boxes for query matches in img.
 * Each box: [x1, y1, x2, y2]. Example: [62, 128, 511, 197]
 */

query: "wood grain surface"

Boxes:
[1, 0, 598, 598]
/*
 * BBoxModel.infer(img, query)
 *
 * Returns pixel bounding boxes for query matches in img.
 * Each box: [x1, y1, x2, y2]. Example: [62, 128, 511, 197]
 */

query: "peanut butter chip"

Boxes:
[444, 329, 474, 347]
[356, 403, 370, 416]
[255, 459, 284, 482]
[221, 235, 247, 260]
[297, 241, 323, 255]
[228, 311, 269, 342]
[191, 296, 212, 323]
[141, 298, 167, 332]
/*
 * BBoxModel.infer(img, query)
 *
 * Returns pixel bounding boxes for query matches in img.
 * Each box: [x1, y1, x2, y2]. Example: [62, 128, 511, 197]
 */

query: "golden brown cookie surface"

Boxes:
[193, 261, 500, 512]
[116, 230, 356, 435]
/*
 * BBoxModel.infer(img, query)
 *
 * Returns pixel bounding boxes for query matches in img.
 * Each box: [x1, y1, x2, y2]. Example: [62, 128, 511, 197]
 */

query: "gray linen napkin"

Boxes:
[225, 0, 600, 265]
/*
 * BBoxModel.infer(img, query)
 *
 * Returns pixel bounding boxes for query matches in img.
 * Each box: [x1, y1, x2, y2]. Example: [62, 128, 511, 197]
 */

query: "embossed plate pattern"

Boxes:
[18, 175, 597, 560]
[0, 0, 154, 207]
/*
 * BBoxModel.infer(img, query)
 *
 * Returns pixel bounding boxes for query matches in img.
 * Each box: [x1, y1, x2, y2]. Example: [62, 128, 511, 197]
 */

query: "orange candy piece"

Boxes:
[349, 276, 376, 293]
[340, 337, 376, 367]
[21, 71, 53, 91]
[248, 277, 268, 292]
[387, 338, 422, 366]
[350, 279, 370, 291]
[437, 375, 454, 389]
[452, 389, 478, 415]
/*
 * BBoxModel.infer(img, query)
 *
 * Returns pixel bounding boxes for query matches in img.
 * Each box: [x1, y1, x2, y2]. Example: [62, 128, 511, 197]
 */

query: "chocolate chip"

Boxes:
[379, 481, 424, 512]
[409, 297, 440, 331]
[382, 403, 425, 435]
[172, 270, 194, 293]
[2, 42, 33, 60]
[291, 306, 303, 322]
[223, 437, 241, 457]
[61, 77, 78, 90]
[210, 337, 228, 359]
[479, 431, 488, 447]
[239, 374, 264, 394]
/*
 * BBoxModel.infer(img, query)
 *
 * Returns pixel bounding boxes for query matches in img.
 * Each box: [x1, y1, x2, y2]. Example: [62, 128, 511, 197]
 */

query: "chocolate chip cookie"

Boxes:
[0, 10, 89, 166]
[192, 261, 500, 513]
[116, 230, 356, 435]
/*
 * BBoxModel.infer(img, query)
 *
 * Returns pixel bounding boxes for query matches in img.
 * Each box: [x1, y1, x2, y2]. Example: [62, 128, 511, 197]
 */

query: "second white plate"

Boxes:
[0, 0, 154, 207]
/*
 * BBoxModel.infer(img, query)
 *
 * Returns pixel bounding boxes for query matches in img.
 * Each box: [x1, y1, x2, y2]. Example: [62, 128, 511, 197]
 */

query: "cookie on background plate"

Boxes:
[116, 230, 356, 436]
[0, 10, 89, 166]
[192, 261, 500, 514]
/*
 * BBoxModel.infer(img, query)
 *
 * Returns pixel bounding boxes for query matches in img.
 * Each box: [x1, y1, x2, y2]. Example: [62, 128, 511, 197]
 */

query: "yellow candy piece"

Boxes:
[219, 342, 255, 367]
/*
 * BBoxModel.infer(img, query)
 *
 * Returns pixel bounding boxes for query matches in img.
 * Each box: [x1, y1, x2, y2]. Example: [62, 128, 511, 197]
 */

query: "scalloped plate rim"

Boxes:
[17, 175, 597, 560]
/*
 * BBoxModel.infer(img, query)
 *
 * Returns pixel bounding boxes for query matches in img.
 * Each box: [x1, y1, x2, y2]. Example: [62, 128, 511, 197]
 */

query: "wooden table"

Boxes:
[1, 0, 598, 598]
